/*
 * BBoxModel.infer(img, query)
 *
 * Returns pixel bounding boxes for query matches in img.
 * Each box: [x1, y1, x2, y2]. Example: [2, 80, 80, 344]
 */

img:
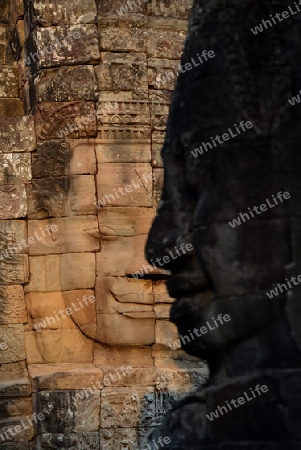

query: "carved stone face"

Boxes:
[145, 1, 301, 370]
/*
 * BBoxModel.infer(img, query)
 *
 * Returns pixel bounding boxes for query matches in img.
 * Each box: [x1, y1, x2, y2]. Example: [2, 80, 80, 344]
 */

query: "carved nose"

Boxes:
[145, 212, 179, 263]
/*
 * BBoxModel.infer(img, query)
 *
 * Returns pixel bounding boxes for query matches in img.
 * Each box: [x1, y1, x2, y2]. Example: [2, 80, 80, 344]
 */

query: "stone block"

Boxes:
[28, 216, 100, 255]
[32, 140, 72, 178]
[0, 185, 27, 219]
[95, 52, 148, 92]
[0, 66, 18, 97]
[28, 363, 103, 391]
[35, 432, 100, 450]
[147, 0, 193, 18]
[149, 90, 172, 131]
[94, 345, 154, 367]
[98, 207, 155, 236]
[0, 254, 29, 285]
[155, 320, 179, 349]
[96, 163, 152, 207]
[100, 387, 153, 428]
[97, 125, 151, 142]
[153, 168, 163, 207]
[0, 417, 34, 442]
[99, 428, 137, 450]
[29, 25, 100, 69]
[98, 0, 147, 15]
[153, 282, 173, 303]
[96, 142, 150, 163]
[0, 397, 32, 418]
[96, 312, 155, 346]
[0, 324, 26, 364]
[26, 291, 78, 331]
[68, 140, 96, 175]
[37, 390, 100, 433]
[96, 277, 153, 314]
[0, 99, 24, 117]
[25, 329, 93, 364]
[24, 253, 95, 292]
[35, 65, 97, 102]
[102, 367, 156, 388]
[25, 0, 97, 27]
[97, 98, 150, 126]
[35, 102, 96, 141]
[148, 58, 179, 90]
[0, 154, 31, 184]
[0, 286, 27, 325]
[147, 18, 187, 59]
[99, 17, 148, 52]
[96, 235, 150, 277]
[0, 117, 34, 153]
[139, 389, 186, 428]
[27, 176, 96, 219]
[154, 304, 171, 319]
[0, 220, 27, 254]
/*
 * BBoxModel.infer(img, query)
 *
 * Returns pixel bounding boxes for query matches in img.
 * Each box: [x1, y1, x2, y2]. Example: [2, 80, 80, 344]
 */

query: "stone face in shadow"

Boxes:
[145, 0, 301, 447]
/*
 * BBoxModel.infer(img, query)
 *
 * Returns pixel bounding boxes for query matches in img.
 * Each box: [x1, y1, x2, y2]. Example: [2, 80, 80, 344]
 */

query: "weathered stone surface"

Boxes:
[99, 17, 148, 52]
[63, 289, 97, 339]
[96, 312, 155, 346]
[0, 417, 34, 442]
[95, 52, 148, 92]
[96, 235, 149, 277]
[0, 286, 27, 324]
[28, 216, 100, 255]
[0, 443, 29, 450]
[0, 397, 32, 418]
[153, 282, 173, 304]
[0, 99, 24, 117]
[35, 65, 97, 102]
[28, 363, 103, 391]
[0, 66, 18, 97]
[99, 428, 137, 450]
[96, 277, 153, 313]
[25, 329, 93, 364]
[0, 254, 29, 285]
[35, 102, 96, 141]
[147, 18, 187, 59]
[148, 58, 179, 90]
[35, 432, 100, 450]
[97, 0, 147, 16]
[151, 130, 164, 168]
[147, 0, 193, 18]
[25, 0, 97, 27]
[37, 390, 100, 433]
[97, 98, 150, 126]
[96, 142, 150, 163]
[0, 220, 27, 253]
[26, 291, 79, 331]
[94, 345, 154, 367]
[67, 140, 96, 175]
[29, 25, 100, 69]
[26, 289, 96, 339]
[149, 90, 172, 130]
[96, 163, 153, 207]
[154, 304, 171, 319]
[0, 324, 26, 364]
[0, 185, 27, 219]
[25, 253, 95, 292]
[97, 125, 151, 142]
[98, 207, 155, 236]
[26, 176, 96, 219]
[155, 320, 179, 349]
[0, 362, 31, 398]
[0, 116, 35, 153]
[0, 154, 31, 184]
[101, 387, 151, 429]
[32, 140, 72, 178]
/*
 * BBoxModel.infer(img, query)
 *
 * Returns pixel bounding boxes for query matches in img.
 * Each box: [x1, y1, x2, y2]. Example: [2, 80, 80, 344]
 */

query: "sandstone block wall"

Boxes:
[0, 0, 207, 448]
